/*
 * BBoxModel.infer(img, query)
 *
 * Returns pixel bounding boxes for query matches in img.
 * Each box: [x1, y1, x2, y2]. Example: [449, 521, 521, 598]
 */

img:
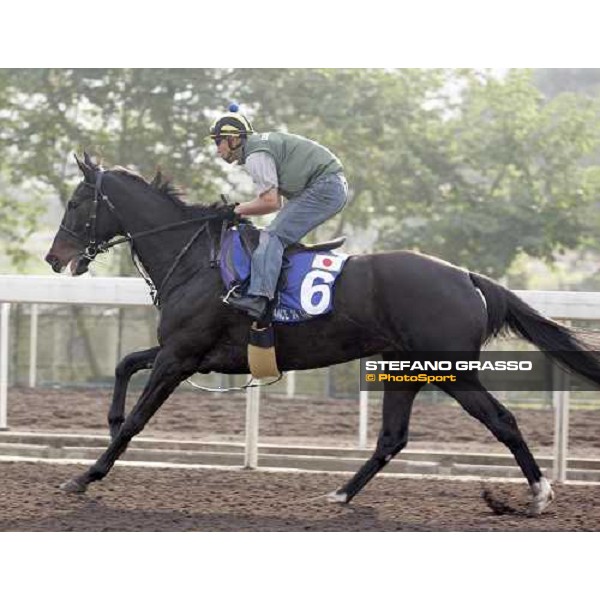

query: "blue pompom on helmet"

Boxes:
[209, 103, 254, 141]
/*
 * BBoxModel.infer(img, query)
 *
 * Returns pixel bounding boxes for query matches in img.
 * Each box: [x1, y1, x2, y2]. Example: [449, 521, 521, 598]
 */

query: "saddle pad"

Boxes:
[220, 228, 348, 323]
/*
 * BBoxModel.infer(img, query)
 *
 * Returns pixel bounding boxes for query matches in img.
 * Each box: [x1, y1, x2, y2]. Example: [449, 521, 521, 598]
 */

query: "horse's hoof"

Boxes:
[327, 490, 348, 504]
[528, 477, 554, 516]
[60, 478, 88, 494]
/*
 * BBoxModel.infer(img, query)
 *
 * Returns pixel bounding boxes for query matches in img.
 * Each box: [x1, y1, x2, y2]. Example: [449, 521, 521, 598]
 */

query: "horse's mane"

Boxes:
[112, 166, 186, 205]
[111, 166, 223, 216]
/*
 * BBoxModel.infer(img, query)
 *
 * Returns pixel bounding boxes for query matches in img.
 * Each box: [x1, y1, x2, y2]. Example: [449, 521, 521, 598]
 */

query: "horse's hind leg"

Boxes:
[439, 377, 554, 515]
[329, 384, 422, 504]
[108, 346, 160, 439]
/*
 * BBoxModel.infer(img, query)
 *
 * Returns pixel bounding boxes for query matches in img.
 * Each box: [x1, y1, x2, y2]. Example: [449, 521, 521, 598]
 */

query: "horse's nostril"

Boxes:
[45, 254, 62, 272]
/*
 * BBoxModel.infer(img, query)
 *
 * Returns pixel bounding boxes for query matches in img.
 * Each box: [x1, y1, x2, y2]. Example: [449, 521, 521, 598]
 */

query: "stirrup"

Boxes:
[222, 284, 241, 304]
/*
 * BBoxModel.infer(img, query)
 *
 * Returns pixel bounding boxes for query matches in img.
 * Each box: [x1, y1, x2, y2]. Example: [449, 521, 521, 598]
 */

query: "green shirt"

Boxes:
[242, 132, 343, 198]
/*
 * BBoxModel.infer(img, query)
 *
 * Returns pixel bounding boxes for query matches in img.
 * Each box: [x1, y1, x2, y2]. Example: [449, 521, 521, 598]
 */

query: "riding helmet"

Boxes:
[209, 103, 254, 141]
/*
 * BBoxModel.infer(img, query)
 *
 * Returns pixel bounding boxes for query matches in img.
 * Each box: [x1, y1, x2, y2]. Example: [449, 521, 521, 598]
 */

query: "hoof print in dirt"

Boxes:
[481, 488, 518, 516]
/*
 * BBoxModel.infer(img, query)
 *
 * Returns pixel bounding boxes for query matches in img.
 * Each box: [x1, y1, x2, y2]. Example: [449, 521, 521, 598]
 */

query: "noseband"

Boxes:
[59, 170, 117, 260]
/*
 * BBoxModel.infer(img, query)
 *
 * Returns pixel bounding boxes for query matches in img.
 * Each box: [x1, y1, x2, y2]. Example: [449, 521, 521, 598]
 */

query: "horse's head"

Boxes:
[45, 153, 122, 275]
[46, 154, 248, 281]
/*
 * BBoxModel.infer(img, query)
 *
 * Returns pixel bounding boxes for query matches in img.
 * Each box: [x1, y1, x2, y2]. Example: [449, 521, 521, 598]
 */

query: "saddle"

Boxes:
[220, 224, 349, 324]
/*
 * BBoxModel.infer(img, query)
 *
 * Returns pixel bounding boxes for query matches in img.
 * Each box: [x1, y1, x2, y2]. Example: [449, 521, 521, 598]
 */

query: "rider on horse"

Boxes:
[209, 103, 348, 320]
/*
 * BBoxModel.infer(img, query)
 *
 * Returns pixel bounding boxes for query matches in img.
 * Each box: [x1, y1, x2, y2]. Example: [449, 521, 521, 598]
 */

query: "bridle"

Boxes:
[60, 169, 232, 305]
[59, 170, 113, 260]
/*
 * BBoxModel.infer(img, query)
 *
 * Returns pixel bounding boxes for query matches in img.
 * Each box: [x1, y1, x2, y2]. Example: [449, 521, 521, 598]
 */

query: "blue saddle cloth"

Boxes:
[220, 227, 348, 323]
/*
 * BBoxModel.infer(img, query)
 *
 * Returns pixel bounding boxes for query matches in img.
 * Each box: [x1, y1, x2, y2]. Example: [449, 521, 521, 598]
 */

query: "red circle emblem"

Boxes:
[322, 258, 333, 267]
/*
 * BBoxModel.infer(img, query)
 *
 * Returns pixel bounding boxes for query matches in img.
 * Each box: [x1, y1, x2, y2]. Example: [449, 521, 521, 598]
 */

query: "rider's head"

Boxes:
[209, 103, 254, 164]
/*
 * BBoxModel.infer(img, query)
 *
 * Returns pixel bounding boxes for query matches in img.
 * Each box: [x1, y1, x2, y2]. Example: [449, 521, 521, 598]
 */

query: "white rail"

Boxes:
[1, 275, 599, 477]
[0, 275, 152, 306]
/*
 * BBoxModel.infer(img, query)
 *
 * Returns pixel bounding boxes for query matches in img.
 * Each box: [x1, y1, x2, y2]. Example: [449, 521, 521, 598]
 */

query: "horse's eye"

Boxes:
[67, 200, 78, 210]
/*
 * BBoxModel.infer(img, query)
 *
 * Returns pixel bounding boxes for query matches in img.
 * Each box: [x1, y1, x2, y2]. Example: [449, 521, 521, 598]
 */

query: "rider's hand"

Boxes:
[224, 202, 240, 223]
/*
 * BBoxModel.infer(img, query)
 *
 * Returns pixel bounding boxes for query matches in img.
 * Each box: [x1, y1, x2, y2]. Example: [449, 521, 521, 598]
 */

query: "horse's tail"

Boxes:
[469, 271, 600, 386]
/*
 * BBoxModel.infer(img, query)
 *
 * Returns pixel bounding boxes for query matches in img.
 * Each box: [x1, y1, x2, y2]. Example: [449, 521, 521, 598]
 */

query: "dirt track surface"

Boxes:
[3, 386, 600, 531]
[0, 462, 597, 531]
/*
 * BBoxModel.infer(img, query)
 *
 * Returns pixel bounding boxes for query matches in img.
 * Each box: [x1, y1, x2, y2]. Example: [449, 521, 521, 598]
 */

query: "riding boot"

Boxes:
[224, 293, 269, 320]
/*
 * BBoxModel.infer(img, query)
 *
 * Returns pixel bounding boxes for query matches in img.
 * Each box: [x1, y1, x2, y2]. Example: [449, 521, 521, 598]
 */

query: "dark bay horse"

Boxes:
[45, 154, 600, 515]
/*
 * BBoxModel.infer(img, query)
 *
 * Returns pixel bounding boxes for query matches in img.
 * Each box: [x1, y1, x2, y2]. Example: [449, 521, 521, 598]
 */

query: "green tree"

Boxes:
[0, 68, 230, 204]
[405, 69, 600, 277]
[0, 190, 43, 270]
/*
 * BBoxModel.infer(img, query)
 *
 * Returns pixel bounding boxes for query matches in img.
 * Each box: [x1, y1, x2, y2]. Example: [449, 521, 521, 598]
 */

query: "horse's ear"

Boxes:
[150, 169, 163, 189]
[83, 151, 96, 169]
[74, 153, 94, 182]
[74, 153, 86, 172]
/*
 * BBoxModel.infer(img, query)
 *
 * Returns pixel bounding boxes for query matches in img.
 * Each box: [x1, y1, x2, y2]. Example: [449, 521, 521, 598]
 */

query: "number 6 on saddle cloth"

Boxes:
[220, 224, 349, 323]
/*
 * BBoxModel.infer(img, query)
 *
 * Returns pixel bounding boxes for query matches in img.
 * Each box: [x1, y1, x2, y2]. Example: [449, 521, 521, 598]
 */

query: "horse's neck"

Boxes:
[108, 178, 211, 289]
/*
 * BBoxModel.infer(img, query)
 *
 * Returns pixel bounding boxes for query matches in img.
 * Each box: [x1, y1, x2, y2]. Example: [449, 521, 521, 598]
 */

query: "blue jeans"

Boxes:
[247, 173, 348, 300]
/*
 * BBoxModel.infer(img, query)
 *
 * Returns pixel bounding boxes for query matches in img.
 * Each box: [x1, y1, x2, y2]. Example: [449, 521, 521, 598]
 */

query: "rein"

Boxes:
[185, 373, 283, 393]
[61, 170, 230, 306]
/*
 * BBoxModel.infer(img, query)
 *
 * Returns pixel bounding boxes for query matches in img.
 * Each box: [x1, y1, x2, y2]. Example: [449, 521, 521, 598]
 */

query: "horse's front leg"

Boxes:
[61, 348, 196, 493]
[108, 346, 160, 439]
